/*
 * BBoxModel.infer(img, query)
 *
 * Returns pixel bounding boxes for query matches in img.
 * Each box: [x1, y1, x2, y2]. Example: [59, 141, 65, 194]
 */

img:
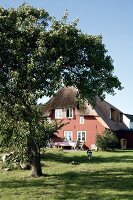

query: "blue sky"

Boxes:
[1, 0, 133, 114]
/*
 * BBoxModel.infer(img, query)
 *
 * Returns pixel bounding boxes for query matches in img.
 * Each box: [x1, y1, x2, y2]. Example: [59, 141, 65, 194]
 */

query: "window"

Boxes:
[119, 113, 123, 123]
[55, 109, 62, 119]
[65, 108, 73, 118]
[77, 131, 86, 142]
[80, 116, 84, 124]
[64, 131, 73, 141]
[110, 108, 116, 121]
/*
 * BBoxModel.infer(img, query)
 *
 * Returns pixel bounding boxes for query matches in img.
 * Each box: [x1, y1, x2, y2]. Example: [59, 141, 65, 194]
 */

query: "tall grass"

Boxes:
[0, 149, 133, 200]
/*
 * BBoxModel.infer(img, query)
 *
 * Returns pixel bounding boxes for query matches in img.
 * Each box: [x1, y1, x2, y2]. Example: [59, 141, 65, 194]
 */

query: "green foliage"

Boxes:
[96, 129, 119, 151]
[0, 4, 122, 175]
[1, 152, 20, 170]
[0, 4, 122, 107]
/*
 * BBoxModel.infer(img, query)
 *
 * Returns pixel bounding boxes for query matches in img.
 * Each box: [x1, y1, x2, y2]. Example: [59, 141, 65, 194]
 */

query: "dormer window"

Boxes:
[119, 113, 123, 123]
[65, 108, 73, 118]
[110, 108, 116, 121]
[55, 109, 62, 119]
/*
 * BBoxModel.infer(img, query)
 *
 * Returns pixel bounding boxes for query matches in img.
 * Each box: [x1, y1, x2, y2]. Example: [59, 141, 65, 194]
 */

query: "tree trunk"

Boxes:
[30, 142, 43, 177]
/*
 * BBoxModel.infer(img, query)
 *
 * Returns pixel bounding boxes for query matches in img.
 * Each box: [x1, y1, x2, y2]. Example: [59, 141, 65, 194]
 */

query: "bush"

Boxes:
[96, 129, 119, 151]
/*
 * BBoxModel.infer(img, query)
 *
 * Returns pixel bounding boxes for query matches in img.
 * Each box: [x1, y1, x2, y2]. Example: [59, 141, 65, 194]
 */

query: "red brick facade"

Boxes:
[50, 108, 105, 149]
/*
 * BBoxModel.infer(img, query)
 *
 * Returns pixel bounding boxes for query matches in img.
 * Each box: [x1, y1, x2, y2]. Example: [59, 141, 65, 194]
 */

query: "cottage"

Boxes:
[42, 86, 133, 149]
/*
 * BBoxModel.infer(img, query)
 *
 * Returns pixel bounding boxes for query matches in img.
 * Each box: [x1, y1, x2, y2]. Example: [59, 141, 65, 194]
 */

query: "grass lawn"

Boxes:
[0, 148, 133, 200]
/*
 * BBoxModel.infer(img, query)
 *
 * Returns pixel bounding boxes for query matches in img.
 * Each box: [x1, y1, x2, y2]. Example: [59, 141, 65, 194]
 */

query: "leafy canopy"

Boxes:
[0, 4, 122, 111]
[0, 4, 122, 175]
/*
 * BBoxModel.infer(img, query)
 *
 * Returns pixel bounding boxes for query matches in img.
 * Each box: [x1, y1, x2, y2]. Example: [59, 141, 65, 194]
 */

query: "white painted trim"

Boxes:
[55, 109, 63, 119]
[80, 116, 84, 124]
[77, 131, 86, 142]
[64, 131, 73, 141]
[65, 108, 73, 118]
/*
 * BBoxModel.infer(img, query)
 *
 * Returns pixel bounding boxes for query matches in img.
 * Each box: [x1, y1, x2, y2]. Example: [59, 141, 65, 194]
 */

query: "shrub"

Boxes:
[96, 129, 119, 151]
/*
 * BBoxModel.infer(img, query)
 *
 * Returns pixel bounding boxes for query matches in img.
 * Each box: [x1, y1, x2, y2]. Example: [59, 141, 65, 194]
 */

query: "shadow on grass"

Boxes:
[0, 150, 133, 199]
[42, 150, 133, 165]
[55, 169, 133, 200]
[0, 167, 133, 200]
[42, 151, 89, 164]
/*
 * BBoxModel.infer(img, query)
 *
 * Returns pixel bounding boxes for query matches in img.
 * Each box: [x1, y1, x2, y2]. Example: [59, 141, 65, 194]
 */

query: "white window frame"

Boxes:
[65, 108, 73, 118]
[64, 131, 73, 141]
[77, 131, 86, 142]
[55, 109, 62, 119]
[80, 116, 84, 124]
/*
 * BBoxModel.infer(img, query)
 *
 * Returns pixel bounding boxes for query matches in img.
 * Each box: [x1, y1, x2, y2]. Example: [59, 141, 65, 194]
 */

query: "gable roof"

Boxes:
[94, 98, 128, 131]
[42, 86, 129, 131]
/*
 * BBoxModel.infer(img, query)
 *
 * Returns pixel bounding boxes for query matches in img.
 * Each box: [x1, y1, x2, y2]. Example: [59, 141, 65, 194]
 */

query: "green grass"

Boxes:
[0, 149, 133, 200]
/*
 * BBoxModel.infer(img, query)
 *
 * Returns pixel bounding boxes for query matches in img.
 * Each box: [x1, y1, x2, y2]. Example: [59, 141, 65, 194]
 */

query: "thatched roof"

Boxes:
[43, 86, 78, 110]
[42, 86, 129, 131]
[42, 86, 97, 117]
[94, 98, 128, 131]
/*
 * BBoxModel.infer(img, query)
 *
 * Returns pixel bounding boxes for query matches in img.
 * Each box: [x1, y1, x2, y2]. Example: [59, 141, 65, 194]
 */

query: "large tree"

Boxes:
[0, 4, 122, 176]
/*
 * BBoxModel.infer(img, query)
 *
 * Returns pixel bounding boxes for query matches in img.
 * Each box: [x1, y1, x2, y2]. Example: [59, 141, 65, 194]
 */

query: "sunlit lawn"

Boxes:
[0, 148, 133, 200]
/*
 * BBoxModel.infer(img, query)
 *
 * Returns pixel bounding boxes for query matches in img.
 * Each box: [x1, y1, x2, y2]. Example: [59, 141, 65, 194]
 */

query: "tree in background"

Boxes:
[96, 129, 119, 151]
[0, 4, 122, 176]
